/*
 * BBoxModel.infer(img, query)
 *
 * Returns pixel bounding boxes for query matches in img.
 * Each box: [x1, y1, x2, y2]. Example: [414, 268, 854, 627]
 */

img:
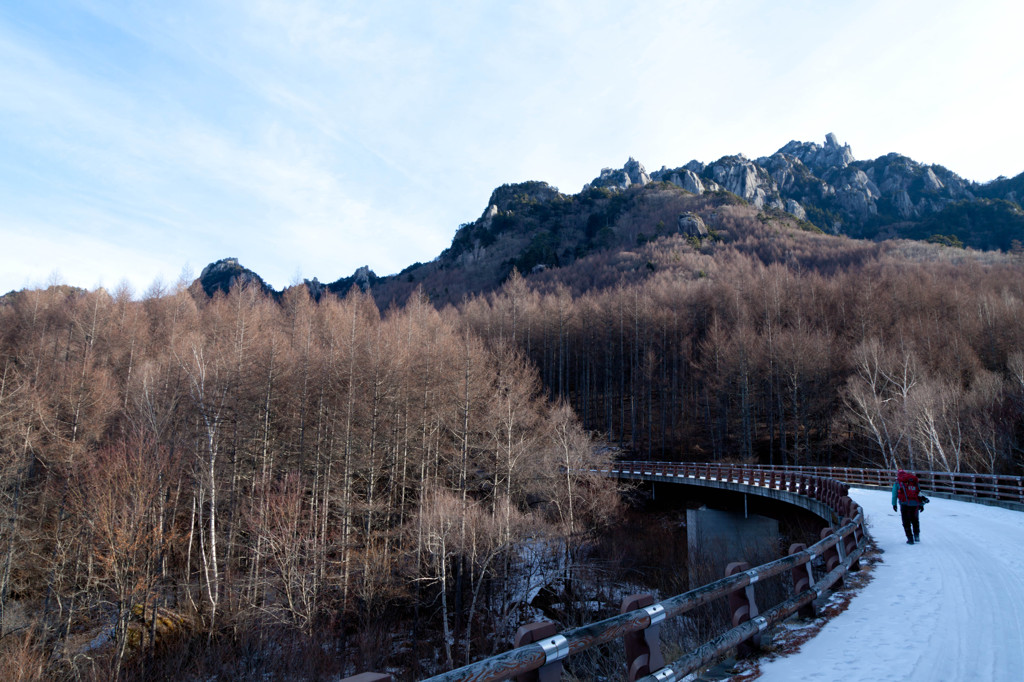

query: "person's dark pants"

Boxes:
[900, 504, 920, 540]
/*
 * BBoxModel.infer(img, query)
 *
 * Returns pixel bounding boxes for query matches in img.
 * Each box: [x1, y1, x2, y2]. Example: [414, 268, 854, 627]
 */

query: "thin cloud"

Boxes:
[1, 0, 1022, 295]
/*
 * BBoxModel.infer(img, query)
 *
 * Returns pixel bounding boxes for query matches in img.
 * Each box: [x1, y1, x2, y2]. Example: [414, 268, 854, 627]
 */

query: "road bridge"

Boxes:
[345, 462, 1024, 681]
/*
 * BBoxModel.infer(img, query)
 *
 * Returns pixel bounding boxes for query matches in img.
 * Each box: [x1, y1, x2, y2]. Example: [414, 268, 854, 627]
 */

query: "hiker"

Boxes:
[892, 469, 928, 544]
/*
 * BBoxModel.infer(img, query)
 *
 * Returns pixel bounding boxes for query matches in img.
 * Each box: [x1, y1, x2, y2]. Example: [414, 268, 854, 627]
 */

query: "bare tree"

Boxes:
[69, 438, 176, 679]
[175, 321, 228, 631]
[841, 338, 918, 468]
[411, 487, 462, 668]
[249, 472, 324, 633]
[0, 355, 33, 636]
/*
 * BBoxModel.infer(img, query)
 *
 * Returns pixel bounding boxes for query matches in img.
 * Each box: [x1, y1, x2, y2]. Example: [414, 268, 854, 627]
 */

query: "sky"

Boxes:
[2, 0, 1023, 296]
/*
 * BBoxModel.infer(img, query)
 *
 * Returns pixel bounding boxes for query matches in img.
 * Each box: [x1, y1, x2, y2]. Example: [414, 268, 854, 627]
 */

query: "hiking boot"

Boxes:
[906, 537, 914, 545]
[914, 534, 920, 542]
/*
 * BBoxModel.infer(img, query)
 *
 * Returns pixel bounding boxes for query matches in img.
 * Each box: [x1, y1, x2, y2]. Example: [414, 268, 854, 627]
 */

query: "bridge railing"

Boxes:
[345, 462, 869, 682]
[607, 461, 863, 517]
[608, 461, 1024, 507]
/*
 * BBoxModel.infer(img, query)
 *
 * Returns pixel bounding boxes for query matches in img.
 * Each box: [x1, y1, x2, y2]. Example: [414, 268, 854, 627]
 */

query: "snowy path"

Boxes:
[753, 487, 1024, 682]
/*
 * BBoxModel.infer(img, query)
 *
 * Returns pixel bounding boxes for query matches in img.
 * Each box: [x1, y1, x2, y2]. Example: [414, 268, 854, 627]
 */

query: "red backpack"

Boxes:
[897, 470, 920, 503]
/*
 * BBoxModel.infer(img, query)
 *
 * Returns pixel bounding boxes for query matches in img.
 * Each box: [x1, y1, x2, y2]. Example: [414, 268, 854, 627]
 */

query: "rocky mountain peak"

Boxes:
[705, 154, 781, 210]
[776, 133, 855, 171]
[322, 265, 379, 297]
[196, 257, 273, 297]
[352, 265, 374, 290]
[487, 181, 561, 213]
[653, 166, 708, 195]
[623, 157, 651, 186]
[585, 157, 651, 191]
[303, 277, 327, 301]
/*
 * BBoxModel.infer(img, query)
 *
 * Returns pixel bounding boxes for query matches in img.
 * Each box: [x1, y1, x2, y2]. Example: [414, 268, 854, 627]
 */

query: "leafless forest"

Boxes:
[0, 283, 621, 679]
[2, 222, 1024, 679]
[467, 223, 1024, 474]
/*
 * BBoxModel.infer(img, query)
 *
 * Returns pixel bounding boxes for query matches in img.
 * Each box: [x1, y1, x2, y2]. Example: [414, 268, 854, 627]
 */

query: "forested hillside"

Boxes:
[463, 223, 1024, 472]
[3, 197, 1024, 679]
[0, 285, 618, 679]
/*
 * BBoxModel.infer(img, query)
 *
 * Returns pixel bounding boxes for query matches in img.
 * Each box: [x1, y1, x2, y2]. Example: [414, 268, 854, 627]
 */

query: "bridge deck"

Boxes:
[753, 487, 1024, 681]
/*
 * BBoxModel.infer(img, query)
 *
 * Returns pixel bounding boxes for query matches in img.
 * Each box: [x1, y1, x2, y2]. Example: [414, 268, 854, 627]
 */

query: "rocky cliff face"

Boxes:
[677, 212, 708, 238]
[776, 132, 854, 172]
[602, 134, 1014, 237]
[585, 157, 652, 190]
[195, 258, 274, 298]
[487, 181, 562, 212]
[325, 264, 379, 296]
[652, 156, 787, 211]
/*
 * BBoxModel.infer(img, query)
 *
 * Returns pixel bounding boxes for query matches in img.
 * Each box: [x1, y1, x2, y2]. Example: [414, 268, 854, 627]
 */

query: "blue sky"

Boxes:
[2, 1, 1023, 295]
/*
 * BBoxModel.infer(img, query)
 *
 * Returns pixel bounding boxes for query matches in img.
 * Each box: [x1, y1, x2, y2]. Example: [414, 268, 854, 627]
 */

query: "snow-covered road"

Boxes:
[753, 487, 1024, 682]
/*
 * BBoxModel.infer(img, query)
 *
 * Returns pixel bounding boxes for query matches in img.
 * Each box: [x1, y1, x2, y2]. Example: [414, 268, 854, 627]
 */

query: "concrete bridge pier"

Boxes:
[686, 508, 779, 589]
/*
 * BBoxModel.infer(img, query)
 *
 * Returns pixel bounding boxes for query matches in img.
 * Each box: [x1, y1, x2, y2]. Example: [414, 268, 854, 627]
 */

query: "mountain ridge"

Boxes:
[193, 135, 1024, 304]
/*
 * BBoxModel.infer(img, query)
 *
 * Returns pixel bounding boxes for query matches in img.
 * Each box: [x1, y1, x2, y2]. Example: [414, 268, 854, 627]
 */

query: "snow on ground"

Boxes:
[751, 487, 1024, 681]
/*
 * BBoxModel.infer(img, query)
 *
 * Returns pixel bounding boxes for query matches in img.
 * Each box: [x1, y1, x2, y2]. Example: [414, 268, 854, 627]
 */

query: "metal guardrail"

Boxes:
[609, 461, 1024, 508]
[605, 461, 862, 519]
[805, 466, 1024, 505]
[346, 461, 871, 682]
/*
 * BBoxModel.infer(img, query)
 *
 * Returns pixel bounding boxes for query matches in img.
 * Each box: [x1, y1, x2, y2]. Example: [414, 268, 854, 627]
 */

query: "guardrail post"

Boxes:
[725, 562, 762, 655]
[840, 517, 861, 572]
[621, 593, 666, 681]
[820, 527, 842, 588]
[514, 621, 564, 682]
[787, 543, 816, 618]
[339, 674, 392, 682]
[834, 495, 849, 519]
